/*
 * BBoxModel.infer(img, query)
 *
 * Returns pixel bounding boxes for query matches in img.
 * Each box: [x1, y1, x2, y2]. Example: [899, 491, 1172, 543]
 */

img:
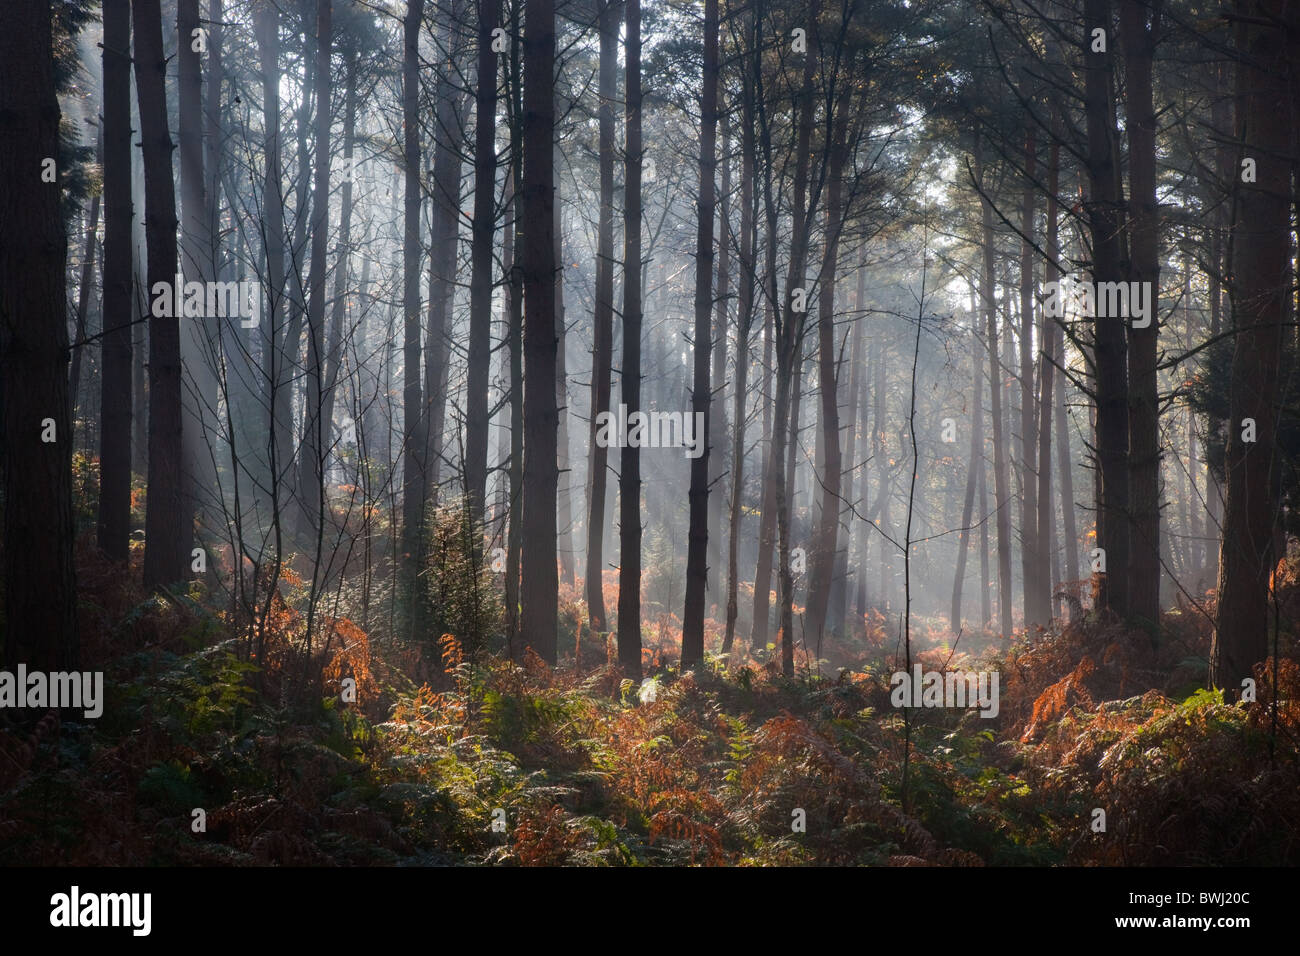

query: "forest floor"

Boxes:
[2, 539, 1299, 866]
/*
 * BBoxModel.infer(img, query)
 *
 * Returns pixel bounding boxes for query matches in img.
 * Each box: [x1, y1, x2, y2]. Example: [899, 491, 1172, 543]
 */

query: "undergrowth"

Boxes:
[1, 536, 1297, 866]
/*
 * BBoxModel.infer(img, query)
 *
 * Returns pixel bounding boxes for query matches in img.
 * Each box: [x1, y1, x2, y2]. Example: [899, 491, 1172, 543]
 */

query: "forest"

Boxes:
[0, 0, 1297, 871]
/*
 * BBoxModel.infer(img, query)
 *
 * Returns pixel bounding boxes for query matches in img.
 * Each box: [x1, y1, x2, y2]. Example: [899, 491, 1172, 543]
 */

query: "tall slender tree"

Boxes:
[1084, 0, 1130, 617]
[1017, 128, 1044, 628]
[519, 0, 559, 663]
[1037, 135, 1061, 618]
[951, 310, 985, 632]
[722, 10, 759, 655]
[585, 0, 620, 634]
[255, 0, 288, 514]
[466, 0, 501, 531]
[300, 0, 333, 539]
[97, 0, 133, 564]
[682, 0, 719, 668]
[136, 0, 189, 588]
[805, 67, 852, 649]
[1119, 0, 1162, 634]
[0, 0, 78, 670]
[977, 141, 1013, 642]
[178, 0, 218, 541]
[617, 0, 644, 679]
[1211, 0, 1293, 694]
[400, 0, 426, 636]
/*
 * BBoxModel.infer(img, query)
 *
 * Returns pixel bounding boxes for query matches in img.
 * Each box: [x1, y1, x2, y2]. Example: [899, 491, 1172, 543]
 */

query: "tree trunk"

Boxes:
[1037, 135, 1061, 621]
[617, 0, 644, 679]
[708, 106, 731, 605]
[425, 18, 464, 523]
[400, 0, 426, 637]
[282, 27, 314, 509]
[950, 314, 984, 633]
[503, 168, 524, 651]
[833, 272, 863, 635]
[136, 0, 189, 588]
[133, 264, 148, 475]
[254, 2, 286, 514]
[0, 0, 78, 670]
[805, 83, 850, 649]
[178, 0, 218, 544]
[774, 7, 820, 677]
[97, 0, 133, 564]
[1211, 0, 1292, 694]
[847, 265, 868, 624]
[681, 0, 718, 669]
[872, 343, 888, 608]
[519, 0, 559, 664]
[1054, 161, 1080, 613]
[205, 0, 223, 273]
[1085, 0, 1130, 617]
[978, 388, 992, 629]
[722, 28, 758, 656]
[282, 29, 315, 504]
[320, 53, 358, 487]
[466, 0, 500, 533]
[780, 339, 804, 675]
[300, 0, 332, 540]
[1018, 127, 1045, 628]
[1205, 58, 1230, 588]
[977, 142, 1013, 644]
[584, 0, 619, 633]
[1119, 0, 1162, 634]
[555, 185, 575, 588]
[752, 27, 781, 651]
[70, 155, 100, 431]
[751, 331, 779, 649]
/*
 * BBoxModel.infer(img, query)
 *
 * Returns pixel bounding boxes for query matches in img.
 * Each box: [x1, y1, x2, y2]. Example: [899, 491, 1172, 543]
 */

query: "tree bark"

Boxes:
[977, 142, 1013, 644]
[519, 0, 559, 664]
[805, 81, 851, 649]
[1037, 135, 1061, 620]
[136, 0, 189, 588]
[833, 271, 863, 635]
[722, 26, 758, 656]
[97, 0, 133, 564]
[617, 0, 644, 679]
[178, 0, 218, 542]
[400, 0, 426, 636]
[708, 105, 731, 605]
[320, 52, 358, 488]
[466, 0, 500, 533]
[555, 185, 575, 588]
[774, 6, 820, 677]
[300, 0, 332, 539]
[503, 168, 524, 651]
[1211, 0, 1292, 694]
[424, 15, 464, 521]
[70, 154, 100, 431]
[1084, 0, 1130, 617]
[1119, 0, 1162, 634]
[951, 313, 984, 633]
[0, 0, 78, 670]
[255, 1, 286, 512]
[584, 0, 619, 633]
[1018, 127, 1045, 628]
[681, 0, 719, 668]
